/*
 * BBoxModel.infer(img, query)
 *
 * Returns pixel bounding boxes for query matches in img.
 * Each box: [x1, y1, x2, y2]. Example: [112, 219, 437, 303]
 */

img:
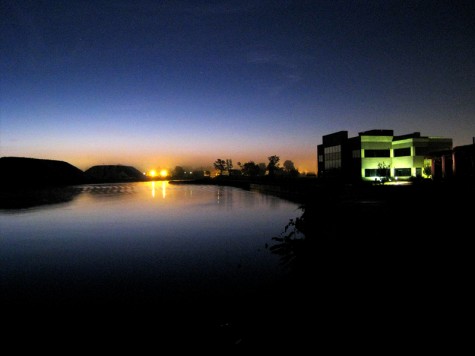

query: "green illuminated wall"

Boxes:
[359, 136, 452, 181]
[319, 130, 452, 182]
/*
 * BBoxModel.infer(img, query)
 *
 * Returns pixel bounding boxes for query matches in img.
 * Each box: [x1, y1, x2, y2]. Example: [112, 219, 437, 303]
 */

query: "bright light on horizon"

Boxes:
[160, 169, 168, 178]
[149, 169, 157, 177]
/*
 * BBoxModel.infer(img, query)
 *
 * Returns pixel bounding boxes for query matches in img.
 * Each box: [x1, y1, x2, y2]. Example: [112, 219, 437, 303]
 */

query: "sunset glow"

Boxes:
[1, 2, 473, 173]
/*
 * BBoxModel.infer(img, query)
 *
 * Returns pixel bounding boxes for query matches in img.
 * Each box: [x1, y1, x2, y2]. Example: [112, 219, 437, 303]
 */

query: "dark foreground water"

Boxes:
[1, 182, 307, 349]
[3, 181, 470, 351]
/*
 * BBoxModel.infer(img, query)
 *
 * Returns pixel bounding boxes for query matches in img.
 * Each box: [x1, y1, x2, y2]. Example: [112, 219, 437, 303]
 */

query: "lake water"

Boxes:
[3, 181, 450, 350]
[0, 181, 303, 347]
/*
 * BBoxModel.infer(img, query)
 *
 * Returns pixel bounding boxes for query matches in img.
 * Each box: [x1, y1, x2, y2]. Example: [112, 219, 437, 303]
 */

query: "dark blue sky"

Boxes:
[1, 0, 474, 173]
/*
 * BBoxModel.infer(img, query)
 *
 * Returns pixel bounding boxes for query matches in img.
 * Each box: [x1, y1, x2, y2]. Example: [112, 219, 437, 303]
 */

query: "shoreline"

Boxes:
[3, 175, 473, 209]
[169, 175, 475, 205]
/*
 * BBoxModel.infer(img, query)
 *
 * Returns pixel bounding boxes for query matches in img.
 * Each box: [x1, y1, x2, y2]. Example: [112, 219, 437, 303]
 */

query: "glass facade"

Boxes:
[394, 168, 411, 176]
[324, 145, 341, 169]
[364, 149, 390, 158]
[394, 147, 411, 157]
[364, 169, 378, 177]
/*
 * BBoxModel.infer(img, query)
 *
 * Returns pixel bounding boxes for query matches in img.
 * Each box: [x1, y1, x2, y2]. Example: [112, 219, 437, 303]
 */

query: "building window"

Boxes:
[364, 169, 378, 177]
[325, 160, 341, 169]
[394, 168, 411, 176]
[324, 145, 341, 169]
[318, 155, 323, 163]
[415, 147, 429, 156]
[394, 147, 411, 157]
[352, 150, 360, 158]
[364, 149, 390, 158]
[416, 168, 422, 177]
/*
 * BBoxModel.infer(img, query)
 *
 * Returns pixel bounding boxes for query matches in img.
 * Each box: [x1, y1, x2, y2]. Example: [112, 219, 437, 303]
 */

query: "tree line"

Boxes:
[213, 155, 299, 178]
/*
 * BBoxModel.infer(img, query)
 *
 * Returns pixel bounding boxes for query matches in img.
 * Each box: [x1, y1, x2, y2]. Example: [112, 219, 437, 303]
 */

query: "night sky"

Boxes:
[1, 0, 474, 173]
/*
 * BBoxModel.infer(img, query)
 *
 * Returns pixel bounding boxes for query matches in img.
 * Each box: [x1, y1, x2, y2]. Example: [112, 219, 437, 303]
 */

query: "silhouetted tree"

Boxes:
[191, 170, 205, 179]
[267, 155, 280, 177]
[173, 166, 185, 179]
[283, 160, 295, 172]
[240, 161, 260, 177]
[377, 162, 391, 183]
[214, 159, 227, 175]
[214, 158, 234, 175]
[283, 160, 299, 177]
[258, 163, 267, 176]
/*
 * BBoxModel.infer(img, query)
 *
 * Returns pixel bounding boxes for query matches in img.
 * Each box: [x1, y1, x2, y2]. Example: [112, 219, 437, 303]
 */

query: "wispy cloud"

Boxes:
[246, 48, 311, 96]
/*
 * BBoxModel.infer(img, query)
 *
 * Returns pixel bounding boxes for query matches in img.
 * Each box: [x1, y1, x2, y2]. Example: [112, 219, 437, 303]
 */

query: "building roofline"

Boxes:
[393, 132, 422, 141]
[358, 129, 394, 136]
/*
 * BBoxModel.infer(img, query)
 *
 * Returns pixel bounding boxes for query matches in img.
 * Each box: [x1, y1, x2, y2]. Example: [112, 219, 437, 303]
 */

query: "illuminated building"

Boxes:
[317, 130, 453, 182]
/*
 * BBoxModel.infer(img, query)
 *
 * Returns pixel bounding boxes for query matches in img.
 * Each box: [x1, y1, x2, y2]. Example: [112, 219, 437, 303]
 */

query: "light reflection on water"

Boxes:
[0, 181, 300, 305]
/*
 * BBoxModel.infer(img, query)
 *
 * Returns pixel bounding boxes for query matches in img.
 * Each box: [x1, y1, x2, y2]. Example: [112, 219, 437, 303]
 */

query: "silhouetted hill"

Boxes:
[0, 157, 87, 187]
[85, 165, 146, 182]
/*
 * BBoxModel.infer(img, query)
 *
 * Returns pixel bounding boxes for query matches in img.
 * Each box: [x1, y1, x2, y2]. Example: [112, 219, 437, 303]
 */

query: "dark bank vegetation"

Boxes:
[268, 177, 475, 282]
[264, 178, 474, 349]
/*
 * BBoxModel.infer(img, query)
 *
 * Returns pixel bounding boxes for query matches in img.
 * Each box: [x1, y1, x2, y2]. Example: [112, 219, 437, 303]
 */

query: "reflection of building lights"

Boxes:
[151, 181, 155, 198]
[161, 181, 167, 199]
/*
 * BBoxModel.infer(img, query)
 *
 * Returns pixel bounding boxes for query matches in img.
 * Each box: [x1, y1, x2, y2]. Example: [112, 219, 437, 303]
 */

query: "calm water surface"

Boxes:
[1, 181, 300, 306]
